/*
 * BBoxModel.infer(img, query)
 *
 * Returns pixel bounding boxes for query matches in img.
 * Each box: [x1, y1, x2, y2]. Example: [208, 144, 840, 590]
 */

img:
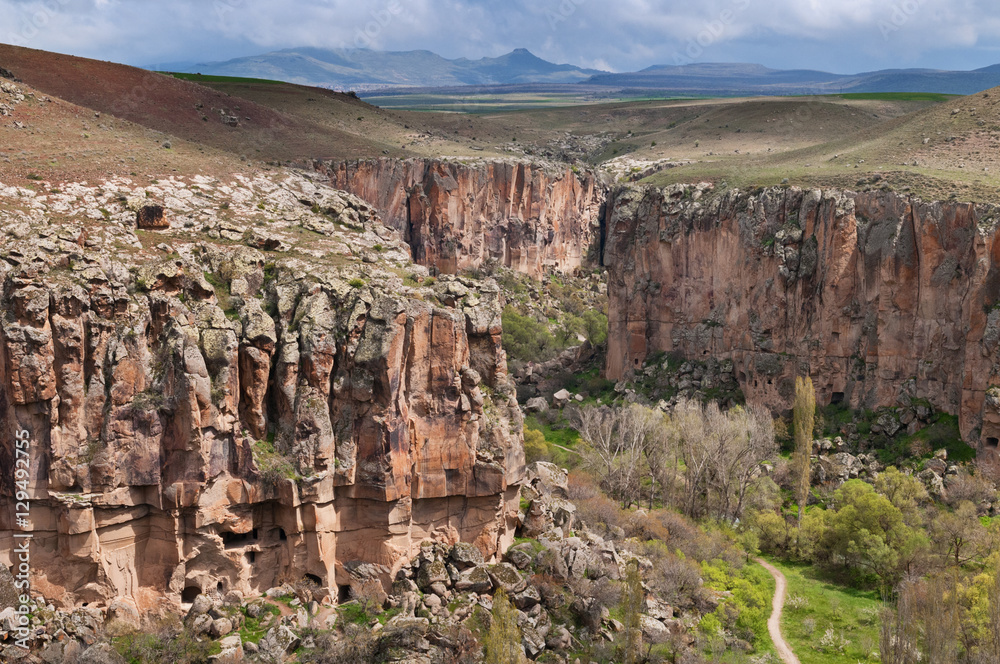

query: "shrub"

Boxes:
[501, 306, 559, 363]
[482, 589, 522, 664]
[817, 628, 850, 654]
[253, 438, 298, 486]
[523, 428, 548, 463]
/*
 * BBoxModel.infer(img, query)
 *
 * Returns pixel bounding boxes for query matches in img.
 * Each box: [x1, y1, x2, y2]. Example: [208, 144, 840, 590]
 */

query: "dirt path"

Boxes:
[757, 558, 801, 664]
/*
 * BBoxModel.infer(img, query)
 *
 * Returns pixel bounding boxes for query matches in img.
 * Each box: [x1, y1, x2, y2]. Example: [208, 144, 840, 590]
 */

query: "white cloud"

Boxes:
[1, 0, 1000, 71]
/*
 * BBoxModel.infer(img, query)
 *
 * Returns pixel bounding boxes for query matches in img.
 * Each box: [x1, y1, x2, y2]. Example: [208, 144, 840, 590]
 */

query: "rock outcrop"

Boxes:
[604, 183, 1000, 457]
[0, 170, 524, 611]
[319, 158, 607, 279]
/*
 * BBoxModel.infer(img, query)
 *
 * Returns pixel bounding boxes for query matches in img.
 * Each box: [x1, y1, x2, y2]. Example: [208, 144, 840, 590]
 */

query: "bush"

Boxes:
[112, 616, 217, 664]
[299, 626, 376, 664]
[501, 306, 559, 363]
[523, 428, 548, 463]
[253, 438, 298, 486]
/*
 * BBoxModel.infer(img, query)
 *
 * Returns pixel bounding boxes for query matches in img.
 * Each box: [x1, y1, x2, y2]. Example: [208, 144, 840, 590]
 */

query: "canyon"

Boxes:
[327, 156, 1000, 460]
[9, 157, 1000, 616]
[603, 183, 1000, 456]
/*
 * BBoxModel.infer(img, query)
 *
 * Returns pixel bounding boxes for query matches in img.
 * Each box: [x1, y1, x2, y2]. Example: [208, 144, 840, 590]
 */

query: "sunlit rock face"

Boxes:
[0, 172, 524, 610]
[604, 183, 1000, 458]
[322, 158, 607, 279]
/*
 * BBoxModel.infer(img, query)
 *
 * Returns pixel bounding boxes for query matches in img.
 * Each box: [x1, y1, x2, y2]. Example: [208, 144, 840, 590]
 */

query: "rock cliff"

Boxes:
[604, 183, 1000, 457]
[0, 170, 524, 611]
[319, 158, 607, 278]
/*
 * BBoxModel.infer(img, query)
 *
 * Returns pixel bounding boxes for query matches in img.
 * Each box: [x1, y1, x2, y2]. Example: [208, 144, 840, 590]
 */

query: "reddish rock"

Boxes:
[604, 184, 1000, 458]
[136, 205, 168, 229]
[321, 158, 607, 279]
[0, 254, 524, 608]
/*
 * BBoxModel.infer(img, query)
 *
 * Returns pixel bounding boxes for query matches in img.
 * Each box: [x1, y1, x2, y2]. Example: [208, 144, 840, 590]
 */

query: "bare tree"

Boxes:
[666, 399, 716, 520]
[665, 398, 776, 521]
[574, 404, 663, 509]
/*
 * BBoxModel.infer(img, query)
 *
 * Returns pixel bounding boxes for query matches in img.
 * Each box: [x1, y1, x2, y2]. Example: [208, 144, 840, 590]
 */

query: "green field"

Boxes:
[770, 559, 882, 664]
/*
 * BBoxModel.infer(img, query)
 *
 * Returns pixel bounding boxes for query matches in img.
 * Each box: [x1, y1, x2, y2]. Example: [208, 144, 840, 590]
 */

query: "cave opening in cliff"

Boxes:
[181, 586, 201, 603]
[338, 584, 352, 603]
[305, 573, 323, 587]
[988, 437, 999, 449]
[222, 530, 255, 548]
[277, 528, 287, 541]
[831, 392, 845, 405]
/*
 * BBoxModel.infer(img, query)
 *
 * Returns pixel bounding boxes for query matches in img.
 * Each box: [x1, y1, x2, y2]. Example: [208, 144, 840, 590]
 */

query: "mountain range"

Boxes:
[163, 47, 604, 91]
[583, 62, 1000, 95]
[157, 49, 1000, 97]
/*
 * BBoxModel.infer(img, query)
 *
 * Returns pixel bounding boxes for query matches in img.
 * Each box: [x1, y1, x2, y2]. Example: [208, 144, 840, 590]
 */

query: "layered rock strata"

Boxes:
[604, 183, 1000, 456]
[0, 171, 524, 610]
[320, 158, 607, 279]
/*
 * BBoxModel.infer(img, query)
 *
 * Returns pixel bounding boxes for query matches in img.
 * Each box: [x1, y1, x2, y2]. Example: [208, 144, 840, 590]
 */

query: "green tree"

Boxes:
[792, 376, 815, 530]
[620, 560, 644, 664]
[874, 466, 928, 524]
[483, 589, 523, 664]
[820, 480, 926, 590]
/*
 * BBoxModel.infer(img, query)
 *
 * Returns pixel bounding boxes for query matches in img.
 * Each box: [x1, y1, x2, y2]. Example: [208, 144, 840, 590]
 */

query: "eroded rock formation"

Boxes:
[320, 158, 607, 278]
[0, 172, 524, 611]
[604, 183, 1000, 456]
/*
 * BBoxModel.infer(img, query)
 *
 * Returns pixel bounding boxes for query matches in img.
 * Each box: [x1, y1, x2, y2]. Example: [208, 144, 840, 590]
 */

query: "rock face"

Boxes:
[604, 183, 1000, 457]
[0, 171, 525, 611]
[320, 158, 607, 278]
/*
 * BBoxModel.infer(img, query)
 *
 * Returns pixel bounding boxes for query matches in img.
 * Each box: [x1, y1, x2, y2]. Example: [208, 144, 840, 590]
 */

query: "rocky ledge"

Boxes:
[0, 169, 525, 613]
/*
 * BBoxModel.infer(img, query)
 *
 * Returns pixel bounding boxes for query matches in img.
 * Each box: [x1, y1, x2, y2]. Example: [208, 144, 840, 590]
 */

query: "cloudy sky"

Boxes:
[3, 0, 1000, 73]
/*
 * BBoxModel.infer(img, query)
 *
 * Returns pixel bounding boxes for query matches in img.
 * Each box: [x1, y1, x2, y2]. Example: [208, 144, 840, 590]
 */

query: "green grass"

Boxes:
[897, 413, 975, 463]
[239, 603, 281, 645]
[770, 559, 882, 664]
[161, 72, 285, 85]
[337, 601, 371, 626]
[835, 92, 957, 103]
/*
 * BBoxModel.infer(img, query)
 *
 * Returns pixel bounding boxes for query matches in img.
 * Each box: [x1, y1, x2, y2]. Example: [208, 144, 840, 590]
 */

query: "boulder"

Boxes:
[506, 548, 533, 570]
[522, 625, 546, 658]
[513, 585, 541, 609]
[211, 617, 234, 637]
[136, 205, 168, 230]
[449, 542, 484, 568]
[488, 563, 527, 594]
[524, 397, 549, 413]
[545, 625, 572, 650]
[552, 389, 572, 407]
[260, 625, 301, 658]
[454, 566, 493, 593]
[640, 615, 671, 644]
[213, 635, 244, 663]
[107, 597, 140, 628]
[78, 643, 127, 664]
[417, 559, 449, 590]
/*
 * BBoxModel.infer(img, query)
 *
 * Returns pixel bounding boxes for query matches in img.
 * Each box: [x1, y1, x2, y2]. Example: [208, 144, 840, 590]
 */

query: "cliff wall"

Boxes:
[0, 172, 524, 610]
[604, 183, 1000, 456]
[320, 158, 607, 279]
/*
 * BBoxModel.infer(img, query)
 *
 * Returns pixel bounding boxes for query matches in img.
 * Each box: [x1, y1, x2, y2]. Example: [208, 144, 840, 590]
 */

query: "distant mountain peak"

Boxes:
[168, 47, 605, 90]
